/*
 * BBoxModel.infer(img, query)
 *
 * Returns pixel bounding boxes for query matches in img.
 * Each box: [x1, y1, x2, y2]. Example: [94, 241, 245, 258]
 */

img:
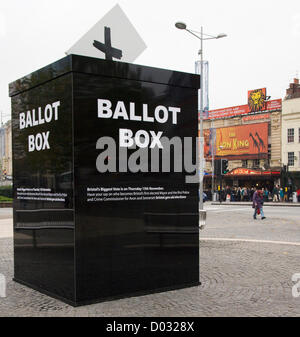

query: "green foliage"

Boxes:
[0, 185, 13, 198]
[0, 195, 12, 202]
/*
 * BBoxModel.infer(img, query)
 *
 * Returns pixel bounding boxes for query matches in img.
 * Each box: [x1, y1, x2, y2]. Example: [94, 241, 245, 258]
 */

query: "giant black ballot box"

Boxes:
[9, 55, 200, 306]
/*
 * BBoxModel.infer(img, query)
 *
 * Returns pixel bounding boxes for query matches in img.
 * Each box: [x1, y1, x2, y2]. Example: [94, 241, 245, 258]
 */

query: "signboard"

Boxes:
[204, 123, 268, 160]
[203, 128, 215, 159]
[248, 88, 267, 112]
[66, 4, 147, 63]
[242, 114, 270, 122]
[226, 168, 280, 176]
[204, 99, 281, 120]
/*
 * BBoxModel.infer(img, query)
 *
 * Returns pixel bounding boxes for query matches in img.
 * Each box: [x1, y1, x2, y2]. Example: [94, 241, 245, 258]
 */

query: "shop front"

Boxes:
[222, 168, 281, 190]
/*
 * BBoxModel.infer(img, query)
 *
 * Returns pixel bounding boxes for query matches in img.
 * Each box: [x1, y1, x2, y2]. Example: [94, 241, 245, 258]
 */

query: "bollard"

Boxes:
[0, 274, 6, 298]
[199, 210, 207, 230]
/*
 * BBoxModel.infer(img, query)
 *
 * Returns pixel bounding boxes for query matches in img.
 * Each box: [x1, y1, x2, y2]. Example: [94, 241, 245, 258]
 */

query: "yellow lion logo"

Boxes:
[248, 89, 266, 112]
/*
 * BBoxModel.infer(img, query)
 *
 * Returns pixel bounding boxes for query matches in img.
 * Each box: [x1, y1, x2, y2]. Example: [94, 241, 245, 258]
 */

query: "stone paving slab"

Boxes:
[204, 205, 300, 243]
[0, 236, 299, 317]
[0, 219, 13, 239]
[211, 202, 300, 207]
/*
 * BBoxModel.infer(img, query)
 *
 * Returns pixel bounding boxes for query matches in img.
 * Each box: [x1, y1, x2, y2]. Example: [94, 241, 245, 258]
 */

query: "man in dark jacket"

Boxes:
[272, 185, 279, 202]
[253, 189, 266, 220]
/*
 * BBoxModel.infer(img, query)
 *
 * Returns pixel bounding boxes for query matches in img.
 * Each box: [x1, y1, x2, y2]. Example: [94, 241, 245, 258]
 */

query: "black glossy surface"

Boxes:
[11, 74, 75, 301]
[9, 55, 200, 97]
[9, 56, 72, 97]
[10, 55, 199, 305]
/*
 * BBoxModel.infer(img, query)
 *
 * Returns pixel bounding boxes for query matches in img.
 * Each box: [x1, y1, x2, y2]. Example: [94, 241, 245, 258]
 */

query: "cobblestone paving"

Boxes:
[1, 236, 299, 317]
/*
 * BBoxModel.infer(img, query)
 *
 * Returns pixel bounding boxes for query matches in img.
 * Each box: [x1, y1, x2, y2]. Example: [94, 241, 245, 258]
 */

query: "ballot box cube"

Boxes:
[9, 55, 200, 306]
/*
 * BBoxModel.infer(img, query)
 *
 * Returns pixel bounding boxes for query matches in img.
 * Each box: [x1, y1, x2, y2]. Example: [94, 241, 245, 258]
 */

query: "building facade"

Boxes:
[0, 120, 12, 179]
[281, 79, 300, 189]
[202, 88, 282, 192]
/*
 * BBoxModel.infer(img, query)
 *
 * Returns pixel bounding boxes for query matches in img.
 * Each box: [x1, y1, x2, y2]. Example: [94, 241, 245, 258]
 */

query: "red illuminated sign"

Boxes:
[226, 168, 280, 176]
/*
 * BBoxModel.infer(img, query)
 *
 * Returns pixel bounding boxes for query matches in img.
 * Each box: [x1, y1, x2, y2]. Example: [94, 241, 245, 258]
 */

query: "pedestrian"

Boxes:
[253, 189, 266, 220]
[225, 186, 231, 202]
[273, 185, 279, 202]
[297, 187, 300, 202]
[283, 187, 288, 202]
[250, 188, 255, 201]
[241, 187, 244, 201]
[263, 188, 269, 202]
[288, 187, 292, 202]
[237, 187, 241, 201]
[279, 188, 284, 202]
[243, 187, 248, 201]
[221, 188, 226, 202]
[231, 187, 237, 202]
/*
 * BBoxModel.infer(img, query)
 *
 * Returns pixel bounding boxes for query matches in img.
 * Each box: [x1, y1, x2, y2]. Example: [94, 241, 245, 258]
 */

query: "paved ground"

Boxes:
[0, 206, 300, 317]
[211, 201, 300, 207]
[203, 203, 300, 242]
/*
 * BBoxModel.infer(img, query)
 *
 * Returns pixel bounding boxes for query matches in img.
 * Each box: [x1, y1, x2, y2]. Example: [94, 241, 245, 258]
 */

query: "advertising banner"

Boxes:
[204, 123, 268, 160]
[204, 99, 281, 120]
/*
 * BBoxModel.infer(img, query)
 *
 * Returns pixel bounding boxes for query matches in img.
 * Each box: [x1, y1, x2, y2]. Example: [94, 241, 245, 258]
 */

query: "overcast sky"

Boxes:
[1, 0, 300, 123]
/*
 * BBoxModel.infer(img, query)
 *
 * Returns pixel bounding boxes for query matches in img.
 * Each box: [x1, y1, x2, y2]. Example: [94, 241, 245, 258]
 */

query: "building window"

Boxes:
[268, 123, 271, 137]
[253, 159, 260, 168]
[288, 128, 294, 143]
[242, 160, 248, 168]
[288, 152, 295, 166]
[268, 144, 271, 160]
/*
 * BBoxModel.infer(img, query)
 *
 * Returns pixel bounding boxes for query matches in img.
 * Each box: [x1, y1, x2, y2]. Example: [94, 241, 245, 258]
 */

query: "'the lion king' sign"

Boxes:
[203, 123, 269, 160]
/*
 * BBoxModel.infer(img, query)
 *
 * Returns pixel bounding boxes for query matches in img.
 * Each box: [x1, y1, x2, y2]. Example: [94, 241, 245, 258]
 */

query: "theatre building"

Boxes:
[203, 88, 282, 191]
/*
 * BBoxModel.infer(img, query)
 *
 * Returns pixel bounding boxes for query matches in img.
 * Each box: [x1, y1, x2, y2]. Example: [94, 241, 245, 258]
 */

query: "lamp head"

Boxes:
[175, 22, 187, 30]
[216, 33, 227, 39]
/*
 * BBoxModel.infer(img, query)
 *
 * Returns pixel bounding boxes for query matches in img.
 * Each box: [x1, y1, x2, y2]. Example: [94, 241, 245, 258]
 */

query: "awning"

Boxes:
[225, 168, 280, 176]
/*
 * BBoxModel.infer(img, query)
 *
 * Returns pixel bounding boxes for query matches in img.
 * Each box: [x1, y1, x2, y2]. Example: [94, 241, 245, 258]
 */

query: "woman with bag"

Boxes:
[253, 189, 266, 220]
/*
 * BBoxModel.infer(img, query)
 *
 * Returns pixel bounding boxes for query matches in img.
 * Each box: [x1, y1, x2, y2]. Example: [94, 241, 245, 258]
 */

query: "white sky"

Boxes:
[1, 0, 300, 123]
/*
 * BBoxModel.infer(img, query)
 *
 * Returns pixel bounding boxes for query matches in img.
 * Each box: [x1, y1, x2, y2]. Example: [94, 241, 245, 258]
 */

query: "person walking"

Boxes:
[279, 188, 284, 202]
[287, 187, 292, 202]
[253, 189, 266, 220]
[283, 187, 288, 202]
[263, 188, 269, 202]
[250, 188, 255, 201]
[241, 187, 244, 201]
[297, 187, 300, 202]
[273, 185, 279, 202]
[243, 187, 248, 201]
[237, 187, 241, 201]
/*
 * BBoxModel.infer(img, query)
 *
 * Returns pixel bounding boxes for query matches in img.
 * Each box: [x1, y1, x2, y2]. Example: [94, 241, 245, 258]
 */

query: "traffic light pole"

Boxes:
[219, 174, 222, 204]
[212, 158, 215, 200]
[219, 158, 229, 203]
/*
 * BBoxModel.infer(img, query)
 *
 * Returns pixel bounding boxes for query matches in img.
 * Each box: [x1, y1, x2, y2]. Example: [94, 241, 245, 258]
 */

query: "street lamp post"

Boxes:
[211, 119, 215, 199]
[175, 22, 227, 210]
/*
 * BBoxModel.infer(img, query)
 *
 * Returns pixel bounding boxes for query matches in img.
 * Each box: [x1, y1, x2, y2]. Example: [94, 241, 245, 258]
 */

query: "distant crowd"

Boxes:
[216, 185, 300, 203]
